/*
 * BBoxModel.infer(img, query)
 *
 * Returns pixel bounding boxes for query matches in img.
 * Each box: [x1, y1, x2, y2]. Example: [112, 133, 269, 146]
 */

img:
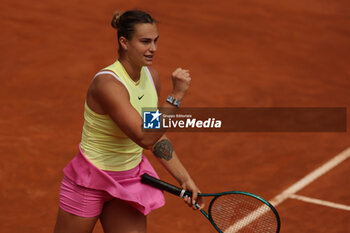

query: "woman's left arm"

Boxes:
[148, 66, 204, 209]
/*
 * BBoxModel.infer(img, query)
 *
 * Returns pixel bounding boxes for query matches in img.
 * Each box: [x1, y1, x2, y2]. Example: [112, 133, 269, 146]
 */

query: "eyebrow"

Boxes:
[141, 35, 160, 41]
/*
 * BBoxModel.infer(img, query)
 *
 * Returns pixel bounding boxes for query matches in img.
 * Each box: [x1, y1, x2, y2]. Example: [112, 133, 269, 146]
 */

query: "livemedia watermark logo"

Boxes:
[161, 114, 222, 129]
[143, 110, 222, 130]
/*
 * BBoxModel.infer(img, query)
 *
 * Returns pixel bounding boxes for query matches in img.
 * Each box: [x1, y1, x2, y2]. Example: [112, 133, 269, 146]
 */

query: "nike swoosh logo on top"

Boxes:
[138, 94, 144, 100]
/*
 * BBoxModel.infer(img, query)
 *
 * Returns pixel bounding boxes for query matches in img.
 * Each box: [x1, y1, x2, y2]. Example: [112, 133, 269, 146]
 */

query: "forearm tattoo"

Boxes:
[153, 139, 173, 161]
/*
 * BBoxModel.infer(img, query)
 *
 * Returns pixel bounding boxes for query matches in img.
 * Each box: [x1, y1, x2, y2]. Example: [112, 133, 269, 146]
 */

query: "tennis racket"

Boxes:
[141, 173, 280, 233]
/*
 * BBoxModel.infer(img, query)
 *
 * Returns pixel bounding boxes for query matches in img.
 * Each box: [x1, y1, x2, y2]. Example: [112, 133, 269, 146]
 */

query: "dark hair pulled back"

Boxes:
[111, 10, 155, 40]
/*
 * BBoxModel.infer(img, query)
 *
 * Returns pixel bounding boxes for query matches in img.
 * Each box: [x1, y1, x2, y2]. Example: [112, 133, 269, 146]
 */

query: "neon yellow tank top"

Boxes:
[80, 60, 158, 171]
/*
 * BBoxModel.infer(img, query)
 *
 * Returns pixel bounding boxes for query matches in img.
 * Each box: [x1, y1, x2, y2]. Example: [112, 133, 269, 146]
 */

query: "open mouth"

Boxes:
[144, 55, 153, 61]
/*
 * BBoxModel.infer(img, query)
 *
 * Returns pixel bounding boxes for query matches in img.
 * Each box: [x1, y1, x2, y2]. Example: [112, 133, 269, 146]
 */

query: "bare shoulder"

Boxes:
[89, 73, 127, 97]
[147, 66, 161, 95]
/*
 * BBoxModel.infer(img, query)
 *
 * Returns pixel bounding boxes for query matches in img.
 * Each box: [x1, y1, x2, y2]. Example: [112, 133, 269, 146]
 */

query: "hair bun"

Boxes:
[111, 11, 121, 29]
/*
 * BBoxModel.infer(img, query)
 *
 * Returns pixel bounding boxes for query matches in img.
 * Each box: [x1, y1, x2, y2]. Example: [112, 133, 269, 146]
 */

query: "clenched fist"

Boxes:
[171, 68, 191, 100]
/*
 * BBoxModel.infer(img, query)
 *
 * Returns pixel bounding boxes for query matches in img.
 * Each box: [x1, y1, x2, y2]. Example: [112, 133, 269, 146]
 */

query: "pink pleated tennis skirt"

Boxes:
[59, 145, 165, 217]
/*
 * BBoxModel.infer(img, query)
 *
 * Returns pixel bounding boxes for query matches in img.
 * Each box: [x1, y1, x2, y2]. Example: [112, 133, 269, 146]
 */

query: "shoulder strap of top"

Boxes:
[144, 67, 157, 94]
[93, 70, 127, 89]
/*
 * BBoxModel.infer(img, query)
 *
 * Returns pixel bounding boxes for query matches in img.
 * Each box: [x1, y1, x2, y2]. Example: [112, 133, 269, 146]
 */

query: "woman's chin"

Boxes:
[143, 59, 153, 66]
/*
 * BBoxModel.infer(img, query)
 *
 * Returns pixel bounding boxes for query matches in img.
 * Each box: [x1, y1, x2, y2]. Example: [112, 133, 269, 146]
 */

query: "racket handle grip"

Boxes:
[141, 173, 193, 198]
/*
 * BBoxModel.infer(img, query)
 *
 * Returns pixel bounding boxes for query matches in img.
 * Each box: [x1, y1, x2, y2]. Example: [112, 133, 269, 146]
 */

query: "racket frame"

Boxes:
[141, 173, 281, 233]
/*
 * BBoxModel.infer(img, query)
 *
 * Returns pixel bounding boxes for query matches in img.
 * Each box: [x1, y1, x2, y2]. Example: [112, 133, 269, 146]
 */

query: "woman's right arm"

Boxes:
[88, 68, 190, 150]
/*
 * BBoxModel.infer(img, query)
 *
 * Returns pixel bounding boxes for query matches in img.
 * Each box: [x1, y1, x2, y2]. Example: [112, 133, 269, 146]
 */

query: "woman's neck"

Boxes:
[119, 56, 142, 82]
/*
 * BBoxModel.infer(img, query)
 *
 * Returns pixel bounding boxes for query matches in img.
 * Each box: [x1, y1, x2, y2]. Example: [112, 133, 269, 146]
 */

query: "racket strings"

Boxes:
[210, 194, 278, 233]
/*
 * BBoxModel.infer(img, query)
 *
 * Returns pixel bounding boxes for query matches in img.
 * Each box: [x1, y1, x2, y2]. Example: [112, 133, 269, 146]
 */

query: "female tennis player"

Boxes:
[53, 10, 204, 233]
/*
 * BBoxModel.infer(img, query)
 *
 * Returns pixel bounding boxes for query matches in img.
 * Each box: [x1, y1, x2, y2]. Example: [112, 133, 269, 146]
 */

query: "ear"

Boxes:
[119, 36, 128, 51]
